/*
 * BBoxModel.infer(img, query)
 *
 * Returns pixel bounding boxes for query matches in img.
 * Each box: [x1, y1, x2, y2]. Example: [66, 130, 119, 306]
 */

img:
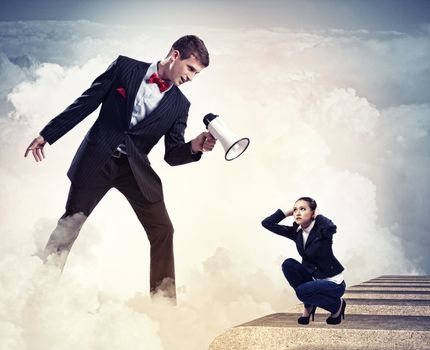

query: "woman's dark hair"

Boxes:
[170, 35, 210, 67]
[296, 197, 317, 211]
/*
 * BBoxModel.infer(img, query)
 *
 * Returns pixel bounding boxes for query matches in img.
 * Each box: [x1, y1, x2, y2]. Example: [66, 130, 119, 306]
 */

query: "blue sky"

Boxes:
[1, 0, 429, 32]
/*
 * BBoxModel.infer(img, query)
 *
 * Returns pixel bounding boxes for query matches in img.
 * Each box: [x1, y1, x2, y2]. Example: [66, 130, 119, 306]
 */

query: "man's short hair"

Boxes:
[171, 35, 209, 67]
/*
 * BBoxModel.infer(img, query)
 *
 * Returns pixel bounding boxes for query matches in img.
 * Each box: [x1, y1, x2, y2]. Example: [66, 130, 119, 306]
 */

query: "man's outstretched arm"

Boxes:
[24, 57, 120, 162]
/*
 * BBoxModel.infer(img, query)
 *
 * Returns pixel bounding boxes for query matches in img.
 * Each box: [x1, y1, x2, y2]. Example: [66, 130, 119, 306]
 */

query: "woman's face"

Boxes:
[293, 200, 315, 228]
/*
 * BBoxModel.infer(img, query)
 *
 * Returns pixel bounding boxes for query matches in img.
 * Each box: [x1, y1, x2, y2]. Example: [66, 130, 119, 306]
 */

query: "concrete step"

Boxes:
[357, 283, 430, 287]
[378, 275, 430, 278]
[348, 286, 430, 291]
[289, 299, 430, 316]
[369, 278, 430, 282]
[208, 275, 430, 350]
[343, 292, 430, 300]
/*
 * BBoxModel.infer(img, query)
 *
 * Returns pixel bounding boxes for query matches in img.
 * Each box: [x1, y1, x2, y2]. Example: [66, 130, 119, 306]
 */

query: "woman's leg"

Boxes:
[281, 258, 313, 289]
[295, 279, 346, 313]
[281, 258, 314, 310]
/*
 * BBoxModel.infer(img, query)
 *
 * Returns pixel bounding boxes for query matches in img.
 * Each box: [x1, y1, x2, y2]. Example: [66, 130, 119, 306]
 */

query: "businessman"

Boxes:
[25, 35, 216, 301]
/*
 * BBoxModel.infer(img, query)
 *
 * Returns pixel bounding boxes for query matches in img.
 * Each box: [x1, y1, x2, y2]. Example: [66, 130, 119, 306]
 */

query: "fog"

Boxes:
[0, 21, 428, 349]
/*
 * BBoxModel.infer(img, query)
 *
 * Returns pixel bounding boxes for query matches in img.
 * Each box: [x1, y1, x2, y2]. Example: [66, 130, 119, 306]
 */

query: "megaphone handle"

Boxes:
[191, 131, 217, 153]
[203, 132, 217, 152]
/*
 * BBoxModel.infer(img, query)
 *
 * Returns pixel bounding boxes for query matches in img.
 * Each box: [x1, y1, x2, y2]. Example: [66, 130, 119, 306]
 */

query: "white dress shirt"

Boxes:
[118, 62, 173, 154]
[299, 220, 315, 248]
[130, 61, 173, 128]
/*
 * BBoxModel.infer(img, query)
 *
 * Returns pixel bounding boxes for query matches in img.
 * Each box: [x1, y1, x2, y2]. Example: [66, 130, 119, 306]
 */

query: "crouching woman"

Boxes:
[262, 197, 346, 325]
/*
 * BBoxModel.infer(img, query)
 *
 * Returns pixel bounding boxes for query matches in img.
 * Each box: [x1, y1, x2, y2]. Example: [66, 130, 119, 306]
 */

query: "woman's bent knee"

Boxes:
[282, 258, 299, 273]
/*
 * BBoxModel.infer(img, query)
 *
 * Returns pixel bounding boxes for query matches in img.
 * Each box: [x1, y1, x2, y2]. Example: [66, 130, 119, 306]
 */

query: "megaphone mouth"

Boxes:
[225, 138, 250, 161]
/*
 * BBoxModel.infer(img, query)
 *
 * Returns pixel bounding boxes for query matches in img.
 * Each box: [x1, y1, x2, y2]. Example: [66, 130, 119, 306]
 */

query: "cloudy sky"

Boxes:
[1, 0, 430, 32]
[1, 1, 429, 349]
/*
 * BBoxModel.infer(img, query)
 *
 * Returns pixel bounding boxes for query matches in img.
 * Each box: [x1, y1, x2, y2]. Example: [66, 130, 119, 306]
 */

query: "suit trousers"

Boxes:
[282, 258, 345, 314]
[44, 154, 176, 300]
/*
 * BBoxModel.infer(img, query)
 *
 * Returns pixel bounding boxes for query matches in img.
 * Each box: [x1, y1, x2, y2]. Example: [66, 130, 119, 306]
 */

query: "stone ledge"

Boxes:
[208, 275, 430, 350]
[209, 327, 430, 350]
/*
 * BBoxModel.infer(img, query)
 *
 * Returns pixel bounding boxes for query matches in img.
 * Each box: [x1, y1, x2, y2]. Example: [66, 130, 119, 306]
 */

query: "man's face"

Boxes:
[166, 50, 205, 86]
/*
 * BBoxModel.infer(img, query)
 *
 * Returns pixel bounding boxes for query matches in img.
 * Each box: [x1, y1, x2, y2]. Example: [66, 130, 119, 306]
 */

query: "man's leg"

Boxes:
[44, 162, 114, 270]
[44, 209, 88, 270]
[114, 160, 176, 301]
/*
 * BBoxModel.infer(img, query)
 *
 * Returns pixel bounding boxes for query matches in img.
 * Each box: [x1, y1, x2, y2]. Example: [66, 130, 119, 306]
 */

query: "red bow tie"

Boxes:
[147, 72, 170, 92]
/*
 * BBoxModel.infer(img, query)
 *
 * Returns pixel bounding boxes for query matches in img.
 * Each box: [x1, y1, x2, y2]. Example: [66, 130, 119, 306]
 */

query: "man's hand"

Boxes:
[25, 135, 47, 162]
[191, 132, 217, 153]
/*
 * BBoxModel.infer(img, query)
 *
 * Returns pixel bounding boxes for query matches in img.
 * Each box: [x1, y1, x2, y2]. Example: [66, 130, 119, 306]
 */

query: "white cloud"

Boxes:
[0, 21, 429, 349]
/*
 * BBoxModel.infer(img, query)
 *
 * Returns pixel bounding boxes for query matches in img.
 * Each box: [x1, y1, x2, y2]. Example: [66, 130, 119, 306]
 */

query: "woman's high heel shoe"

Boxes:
[326, 299, 346, 325]
[297, 305, 317, 325]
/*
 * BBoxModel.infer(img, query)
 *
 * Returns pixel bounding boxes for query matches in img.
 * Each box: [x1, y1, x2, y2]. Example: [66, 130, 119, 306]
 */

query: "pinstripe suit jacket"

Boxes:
[40, 55, 202, 202]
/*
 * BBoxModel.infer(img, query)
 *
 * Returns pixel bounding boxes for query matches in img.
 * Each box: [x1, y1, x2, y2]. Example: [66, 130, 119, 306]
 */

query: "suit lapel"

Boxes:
[126, 62, 150, 125]
[297, 228, 305, 255]
[148, 87, 177, 119]
[130, 86, 178, 130]
[304, 226, 318, 249]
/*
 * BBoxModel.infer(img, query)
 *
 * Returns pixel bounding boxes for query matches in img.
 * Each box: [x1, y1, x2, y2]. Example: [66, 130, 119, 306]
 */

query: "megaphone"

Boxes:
[203, 113, 250, 161]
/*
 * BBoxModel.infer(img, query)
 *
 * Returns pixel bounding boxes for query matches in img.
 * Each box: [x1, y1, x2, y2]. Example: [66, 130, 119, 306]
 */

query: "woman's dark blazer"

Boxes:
[262, 210, 344, 279]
